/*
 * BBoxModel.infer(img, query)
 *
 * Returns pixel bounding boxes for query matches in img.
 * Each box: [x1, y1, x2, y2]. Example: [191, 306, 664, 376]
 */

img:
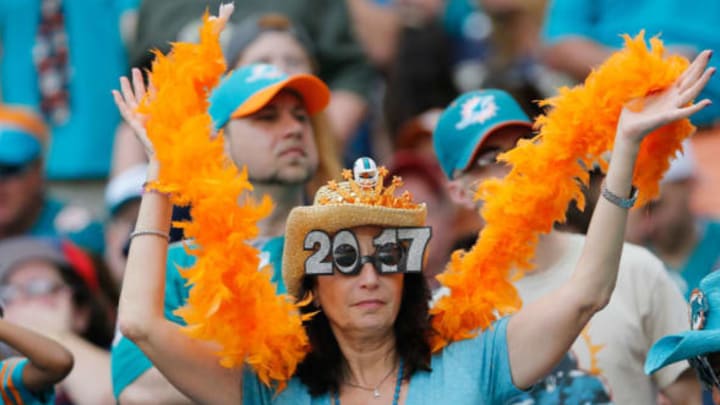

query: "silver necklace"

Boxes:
[343, 361, 397, 399]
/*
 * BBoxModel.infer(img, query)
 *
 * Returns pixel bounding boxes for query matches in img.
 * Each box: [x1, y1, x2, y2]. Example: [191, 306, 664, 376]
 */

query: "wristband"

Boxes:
[129, 229, 170, 242]
[601, 183, 638, 209]
[142, 181, 170, 197]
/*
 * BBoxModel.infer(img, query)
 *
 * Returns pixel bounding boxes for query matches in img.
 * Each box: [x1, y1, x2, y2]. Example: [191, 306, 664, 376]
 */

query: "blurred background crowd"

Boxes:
[0, 0, 719, 403]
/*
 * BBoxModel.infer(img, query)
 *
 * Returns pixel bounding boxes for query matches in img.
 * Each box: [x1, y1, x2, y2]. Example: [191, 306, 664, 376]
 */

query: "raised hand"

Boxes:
[617, 50, 714, 145]
[112, 67, 155, 159]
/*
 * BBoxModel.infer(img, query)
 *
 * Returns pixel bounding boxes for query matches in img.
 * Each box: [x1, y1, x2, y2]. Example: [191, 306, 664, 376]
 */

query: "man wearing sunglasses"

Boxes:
[0, 105, 103, 254]
[433, 89, 702, 404]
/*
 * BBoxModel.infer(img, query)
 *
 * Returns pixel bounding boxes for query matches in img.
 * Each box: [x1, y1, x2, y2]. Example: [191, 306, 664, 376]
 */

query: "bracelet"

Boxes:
[601, 183, 638, 209]
[129, 229, 170, 241]
[142, 181, 170, 197]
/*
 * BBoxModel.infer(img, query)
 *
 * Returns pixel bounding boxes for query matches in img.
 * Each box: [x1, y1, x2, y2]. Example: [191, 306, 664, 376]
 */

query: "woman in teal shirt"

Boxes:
[116, 5, 716, 404]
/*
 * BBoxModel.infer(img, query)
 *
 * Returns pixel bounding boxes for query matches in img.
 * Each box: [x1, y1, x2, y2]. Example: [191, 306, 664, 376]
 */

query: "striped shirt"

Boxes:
[0, 359, 54, 405]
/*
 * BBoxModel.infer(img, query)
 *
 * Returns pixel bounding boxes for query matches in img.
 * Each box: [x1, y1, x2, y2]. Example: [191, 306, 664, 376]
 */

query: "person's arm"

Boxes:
[111, 122, 148, 177]
[115, 6, 243, 404]
[325, 90, 368, 148]
[54, 333, 114, 405]
[344, 0, 400, 69]
[662, 368, 702, 405]
[3, 295, 113, 404]
[119, 367, 194, 405]
[542, 38, 612, 81]
[313, 0, 372, 146]
[111, 256, 196, 404]
[117, 132, 243, 405]
[506, 50, 715, 389]
[540, 0, 610, 81]
[639, 251, 702, 404]
[0, 319, 73, 393]
[116, 88, 243, 405]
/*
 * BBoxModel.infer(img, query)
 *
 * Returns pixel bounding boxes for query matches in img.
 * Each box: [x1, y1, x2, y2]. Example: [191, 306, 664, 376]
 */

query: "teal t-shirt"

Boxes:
[110, 237, 286, 399]
[0, 359, 55, 405]
[0, 0, 137, 179]
[242, 317, 523, 405]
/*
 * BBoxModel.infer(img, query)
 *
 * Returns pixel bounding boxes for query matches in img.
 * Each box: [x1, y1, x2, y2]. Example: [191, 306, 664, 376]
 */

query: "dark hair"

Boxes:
[294, 272, 433, 396]
[58, 264, 115, 348]
[225, 13, 316, 71]
[554, 167, 605, 235]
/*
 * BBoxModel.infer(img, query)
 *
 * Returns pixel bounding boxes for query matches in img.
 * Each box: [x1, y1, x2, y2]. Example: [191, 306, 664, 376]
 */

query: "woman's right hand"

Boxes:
[112, 67, 156, 160]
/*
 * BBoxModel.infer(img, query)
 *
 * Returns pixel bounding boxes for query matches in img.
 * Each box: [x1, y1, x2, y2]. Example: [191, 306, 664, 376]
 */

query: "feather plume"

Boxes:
[139, 13, 309, 389]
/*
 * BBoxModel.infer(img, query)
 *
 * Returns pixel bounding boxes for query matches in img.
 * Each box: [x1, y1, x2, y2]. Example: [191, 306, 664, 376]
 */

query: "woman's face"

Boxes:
[314, 226, 405, 337]
[234, 31, 313, 76]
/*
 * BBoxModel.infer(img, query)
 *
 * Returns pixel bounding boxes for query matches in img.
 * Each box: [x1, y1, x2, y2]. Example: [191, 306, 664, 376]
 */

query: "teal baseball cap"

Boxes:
[645, 270, 720, 375]
[432, 89, 533, 179]
[0, 105, 47, 166]
[208, 63, 330, 130]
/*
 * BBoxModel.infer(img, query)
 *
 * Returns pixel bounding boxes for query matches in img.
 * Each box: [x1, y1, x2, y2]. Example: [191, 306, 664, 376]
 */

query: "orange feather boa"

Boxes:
[140, 15, 308, 388]
[430, 32, 695, 350]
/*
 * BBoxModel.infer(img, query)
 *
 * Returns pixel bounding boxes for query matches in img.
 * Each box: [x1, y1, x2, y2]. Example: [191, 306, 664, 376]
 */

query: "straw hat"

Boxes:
[283, 157, 427, 298]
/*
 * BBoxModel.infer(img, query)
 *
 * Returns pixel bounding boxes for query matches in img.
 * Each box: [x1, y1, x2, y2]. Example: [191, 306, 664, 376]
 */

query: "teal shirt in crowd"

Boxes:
[111, 237, 285, 399]
[242, 317, 523, 405]
[0, 359, 55, 405]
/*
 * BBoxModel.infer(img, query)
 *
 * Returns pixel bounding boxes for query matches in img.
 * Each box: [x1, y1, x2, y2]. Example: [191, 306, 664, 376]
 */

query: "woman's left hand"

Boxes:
[617, 50, 714, 146]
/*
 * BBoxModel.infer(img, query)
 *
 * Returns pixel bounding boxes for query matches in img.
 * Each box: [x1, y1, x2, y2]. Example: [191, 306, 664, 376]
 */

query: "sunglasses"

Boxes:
[333, 239, 406, 275]
[690, 355, 720, 390]
[304, 227, 432, 276]
[0, 279, 67, 303]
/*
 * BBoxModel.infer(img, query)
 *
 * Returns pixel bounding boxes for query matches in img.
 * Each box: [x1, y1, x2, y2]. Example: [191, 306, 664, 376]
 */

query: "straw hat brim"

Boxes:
[283, 203, 426, 298]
